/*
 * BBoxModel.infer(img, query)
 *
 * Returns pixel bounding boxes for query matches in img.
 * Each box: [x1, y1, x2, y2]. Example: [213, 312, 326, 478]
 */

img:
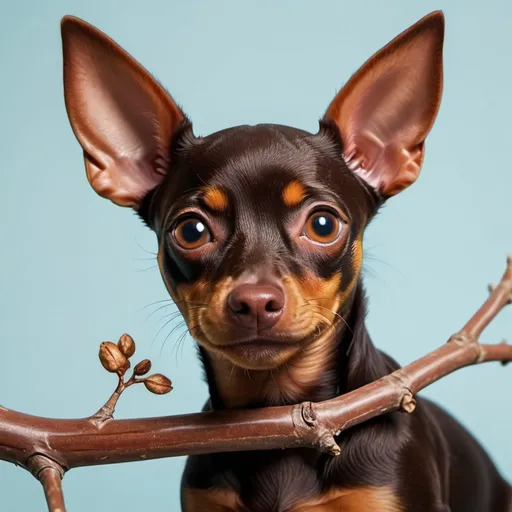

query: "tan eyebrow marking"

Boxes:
[202, 186, 229, 211]
[282, 180, 306, 207]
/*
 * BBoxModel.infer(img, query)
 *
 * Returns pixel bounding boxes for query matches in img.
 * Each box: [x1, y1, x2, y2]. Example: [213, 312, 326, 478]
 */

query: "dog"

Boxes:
[60, 10, 511, 512]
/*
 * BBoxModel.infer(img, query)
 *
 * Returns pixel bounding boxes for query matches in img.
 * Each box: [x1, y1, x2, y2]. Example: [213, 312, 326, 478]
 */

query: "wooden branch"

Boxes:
[0, 255, 510, 510]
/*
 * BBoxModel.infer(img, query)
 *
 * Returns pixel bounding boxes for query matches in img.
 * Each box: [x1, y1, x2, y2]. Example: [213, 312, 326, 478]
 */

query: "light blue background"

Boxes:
[0, 1, 511, 510]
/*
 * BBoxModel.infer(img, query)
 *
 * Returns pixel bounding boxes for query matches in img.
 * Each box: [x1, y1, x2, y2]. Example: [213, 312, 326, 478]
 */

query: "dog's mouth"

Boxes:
[221, 337, 303, 363]
[195, 321, 333, 369]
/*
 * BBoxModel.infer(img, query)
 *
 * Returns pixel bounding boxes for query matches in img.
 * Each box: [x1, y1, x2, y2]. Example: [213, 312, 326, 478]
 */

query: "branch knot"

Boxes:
[448, 332, 487, 362]
[300, 401, 317, 427]
[292, 402, 341, 457]
[400, 391, 417, 413]
[448, 332, 475, 346]
[27, 454, 65, 480]
[386, 372, 416, 413]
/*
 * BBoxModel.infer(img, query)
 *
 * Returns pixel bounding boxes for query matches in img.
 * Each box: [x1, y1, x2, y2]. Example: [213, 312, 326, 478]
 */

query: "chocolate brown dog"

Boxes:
[60, 11, 511, 512]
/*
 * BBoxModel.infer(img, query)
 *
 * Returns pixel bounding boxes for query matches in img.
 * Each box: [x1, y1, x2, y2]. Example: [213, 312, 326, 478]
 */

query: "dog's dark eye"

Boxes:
[304, 211, 342, 244]
[173, 217, 211, 250]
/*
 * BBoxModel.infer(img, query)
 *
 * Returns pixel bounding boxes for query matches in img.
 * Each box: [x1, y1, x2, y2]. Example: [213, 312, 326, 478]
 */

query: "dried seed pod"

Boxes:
[144, 374, 173, 395]
[99, 342, 129, 374]
[134, 359, 152, 376]
[117, 333, 135, 358]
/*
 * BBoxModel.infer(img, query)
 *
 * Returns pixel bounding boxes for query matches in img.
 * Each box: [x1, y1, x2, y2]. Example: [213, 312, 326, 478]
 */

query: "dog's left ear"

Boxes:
[61, 16, 187, 208]
[324, 11, 444, 198]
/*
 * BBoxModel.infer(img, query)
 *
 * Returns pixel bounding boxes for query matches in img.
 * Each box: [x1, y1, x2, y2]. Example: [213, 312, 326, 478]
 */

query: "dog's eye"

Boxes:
[173, 217, 211, 249]
[304, 211, 342, 244]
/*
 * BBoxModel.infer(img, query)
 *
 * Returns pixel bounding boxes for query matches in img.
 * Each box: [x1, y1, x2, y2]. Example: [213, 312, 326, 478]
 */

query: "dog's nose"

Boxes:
[227, 284, 285, 330]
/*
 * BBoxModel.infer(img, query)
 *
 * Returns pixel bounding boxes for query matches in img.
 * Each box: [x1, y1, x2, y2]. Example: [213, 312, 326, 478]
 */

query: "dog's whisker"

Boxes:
[269, 368, 278, 388]
[303, 301, 353, 335]
[151, 316, 182, 348]
[156, 311, 183, 324]
[228, 363, 236, 384]
[136, 265, 158, 272]
[172, 299, 210, 308]
[171, 326, 189, 364]
[145, 303, 174, 321]
[138, 298, 172, 313]
[134, 239, 157, 256]
[159, 320, 187, 360]
[180, 330, 190, 359]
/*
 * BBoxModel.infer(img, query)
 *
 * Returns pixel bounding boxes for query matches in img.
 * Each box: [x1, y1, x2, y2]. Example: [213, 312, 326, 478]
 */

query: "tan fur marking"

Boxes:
[293, 486, 403, 511]
[182, 486, 402, 511]
[282, 180, 306, 207]
[182, 488, 241, 512]
[203, 186, 229, 211]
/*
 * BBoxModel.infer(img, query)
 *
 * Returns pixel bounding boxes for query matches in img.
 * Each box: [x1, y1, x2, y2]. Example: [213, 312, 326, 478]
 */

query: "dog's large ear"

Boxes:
[324, 11, 444, 198]
[61, 16, 186, 208]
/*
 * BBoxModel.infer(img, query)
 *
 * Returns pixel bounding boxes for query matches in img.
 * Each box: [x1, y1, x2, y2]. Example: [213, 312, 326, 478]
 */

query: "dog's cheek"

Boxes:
[277, 276, 312, 334]
[282, 272, 342, 334]
[156, 247, 205, 321]
[181, 277, 236, 345]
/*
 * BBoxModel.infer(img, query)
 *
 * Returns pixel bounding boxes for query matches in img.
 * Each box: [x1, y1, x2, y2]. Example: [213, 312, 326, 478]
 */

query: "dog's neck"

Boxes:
[200, 283, 394, 410]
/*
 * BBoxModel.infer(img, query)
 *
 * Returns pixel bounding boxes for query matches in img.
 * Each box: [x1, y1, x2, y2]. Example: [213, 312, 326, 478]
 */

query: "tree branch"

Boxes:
[0, 256, 510, 505]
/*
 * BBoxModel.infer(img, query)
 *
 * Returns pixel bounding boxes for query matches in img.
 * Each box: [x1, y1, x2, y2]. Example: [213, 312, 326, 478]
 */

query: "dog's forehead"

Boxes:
[190, 124, 318, 182]
[180, 124, 367, 208]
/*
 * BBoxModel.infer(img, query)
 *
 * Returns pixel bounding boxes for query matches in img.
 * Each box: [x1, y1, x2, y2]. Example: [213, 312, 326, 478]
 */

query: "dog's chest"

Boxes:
[222, 449, 322, 511]
[183, 447, 402, 512]
[183, 484, 402, 511]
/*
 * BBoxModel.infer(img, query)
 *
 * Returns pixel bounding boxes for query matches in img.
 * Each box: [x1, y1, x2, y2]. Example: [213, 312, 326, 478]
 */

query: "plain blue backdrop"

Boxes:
[0, 1, 511, 510]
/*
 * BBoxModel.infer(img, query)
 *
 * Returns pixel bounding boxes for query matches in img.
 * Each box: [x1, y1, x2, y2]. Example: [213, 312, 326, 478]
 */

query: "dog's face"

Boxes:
[61, 12, 444, 370]
[148, 123, 373, 369]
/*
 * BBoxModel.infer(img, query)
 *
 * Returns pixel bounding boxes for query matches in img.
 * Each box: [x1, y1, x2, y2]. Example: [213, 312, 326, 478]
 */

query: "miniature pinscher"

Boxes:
[60, 10, 511, 512]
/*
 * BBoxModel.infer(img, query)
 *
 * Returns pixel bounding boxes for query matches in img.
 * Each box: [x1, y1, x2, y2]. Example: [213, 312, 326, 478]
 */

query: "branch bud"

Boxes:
[144, 374, 173, 395]
[99, 342, 129, 374]
[118, 334, 136, 358]
[134, 359, 152, 376]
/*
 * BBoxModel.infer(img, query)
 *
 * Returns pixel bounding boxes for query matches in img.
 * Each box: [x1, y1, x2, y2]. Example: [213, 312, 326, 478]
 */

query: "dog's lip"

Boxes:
[220, 337, 301, 351]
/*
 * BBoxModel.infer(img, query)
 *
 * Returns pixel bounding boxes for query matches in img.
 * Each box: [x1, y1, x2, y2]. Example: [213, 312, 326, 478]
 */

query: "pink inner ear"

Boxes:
[62, 16, 185, 208]
[324, 11, 444, 197]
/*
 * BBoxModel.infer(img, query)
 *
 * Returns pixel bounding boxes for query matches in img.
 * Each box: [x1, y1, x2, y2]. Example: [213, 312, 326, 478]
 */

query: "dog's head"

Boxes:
[61, 12, 444, 370]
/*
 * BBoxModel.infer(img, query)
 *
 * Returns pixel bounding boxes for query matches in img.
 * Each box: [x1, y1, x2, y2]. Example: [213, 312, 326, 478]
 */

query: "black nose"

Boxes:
[227, 284, 285, 331]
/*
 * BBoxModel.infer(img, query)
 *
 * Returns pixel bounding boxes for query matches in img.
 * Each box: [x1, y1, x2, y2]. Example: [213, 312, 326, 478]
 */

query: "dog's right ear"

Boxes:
[61, 16, 186, 208]
[323, 11, 444, 199]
